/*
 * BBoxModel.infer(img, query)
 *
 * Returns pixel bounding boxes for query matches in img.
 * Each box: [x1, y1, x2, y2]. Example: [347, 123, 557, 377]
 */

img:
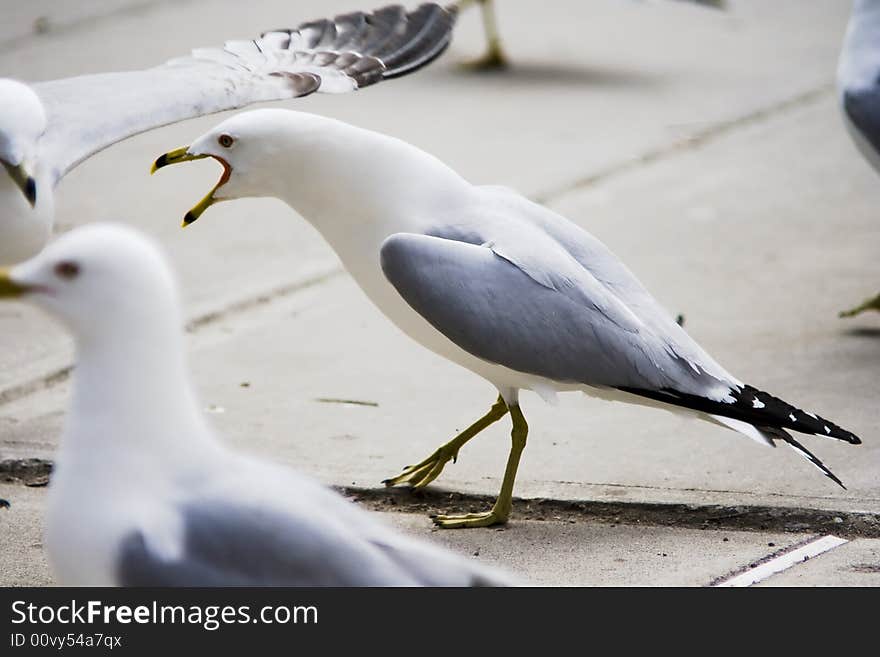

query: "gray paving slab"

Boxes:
[0, 484, 52, 587]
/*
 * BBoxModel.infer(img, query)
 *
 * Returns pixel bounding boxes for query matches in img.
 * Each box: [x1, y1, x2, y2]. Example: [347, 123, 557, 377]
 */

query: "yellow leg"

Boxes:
[460, 0, 509, 71]
[382, 396, 508, 489]
[839, 292, 880, 318]
[433, 402, 528, 529]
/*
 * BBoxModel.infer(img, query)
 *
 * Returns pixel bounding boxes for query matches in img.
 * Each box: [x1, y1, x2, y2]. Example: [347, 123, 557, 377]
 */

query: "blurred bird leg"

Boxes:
[457, 0, 509, 70]
[839, 292, 880, 318]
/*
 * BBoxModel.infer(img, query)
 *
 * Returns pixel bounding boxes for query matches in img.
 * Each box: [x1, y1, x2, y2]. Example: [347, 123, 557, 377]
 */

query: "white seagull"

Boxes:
[0, 2, 456, 265]
[838, 0, 880, 318]
[153, 109, 861, 529]
[0, 223, 510, 586]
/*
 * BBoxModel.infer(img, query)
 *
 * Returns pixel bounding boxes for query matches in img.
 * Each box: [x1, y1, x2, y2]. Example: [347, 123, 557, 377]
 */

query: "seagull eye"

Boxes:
[218, 134, 235, 148]
[54, 261, 80, 280]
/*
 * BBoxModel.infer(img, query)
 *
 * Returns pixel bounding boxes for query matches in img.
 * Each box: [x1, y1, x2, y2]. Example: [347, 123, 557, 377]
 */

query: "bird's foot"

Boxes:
[839, 292, 880, 318]
[459, 46, 509, 72]
[382, 445, 460, 489]
[432, 509, 508, 529]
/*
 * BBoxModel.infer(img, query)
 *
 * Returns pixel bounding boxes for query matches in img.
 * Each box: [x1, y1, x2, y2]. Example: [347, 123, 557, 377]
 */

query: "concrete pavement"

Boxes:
[1, 0, 878, 586]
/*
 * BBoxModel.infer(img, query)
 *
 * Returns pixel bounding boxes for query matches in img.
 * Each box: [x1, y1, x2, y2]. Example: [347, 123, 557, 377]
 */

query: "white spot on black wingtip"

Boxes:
[752, 397, 765, 409]
[824, 426, 831, 434]
[789, 413, 797, 422]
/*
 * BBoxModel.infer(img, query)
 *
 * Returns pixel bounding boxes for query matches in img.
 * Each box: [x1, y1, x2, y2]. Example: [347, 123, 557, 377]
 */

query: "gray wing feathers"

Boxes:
[118, 500, 504, 587]
[475, 189, 738, 388]
[34, 3, 456, 181]
[273, 3, 457, 81]
[842, 86, 880, 156]
[380, 233, 731, 397]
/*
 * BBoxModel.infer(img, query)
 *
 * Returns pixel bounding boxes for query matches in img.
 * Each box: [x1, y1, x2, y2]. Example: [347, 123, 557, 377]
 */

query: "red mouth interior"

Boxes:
[210, 155, 231, 188]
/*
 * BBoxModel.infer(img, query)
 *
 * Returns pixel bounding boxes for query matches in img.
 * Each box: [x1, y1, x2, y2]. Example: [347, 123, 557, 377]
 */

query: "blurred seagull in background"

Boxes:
[838, 0, 880, 318]
[0, 223, 510, 586]
[153, 109, 861, 529]
[453, 0, 725, 71]
[0, 3, 456, 265]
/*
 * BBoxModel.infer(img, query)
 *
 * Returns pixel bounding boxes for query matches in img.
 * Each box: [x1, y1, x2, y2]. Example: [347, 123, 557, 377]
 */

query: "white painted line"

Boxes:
[713, 535, 849, 587]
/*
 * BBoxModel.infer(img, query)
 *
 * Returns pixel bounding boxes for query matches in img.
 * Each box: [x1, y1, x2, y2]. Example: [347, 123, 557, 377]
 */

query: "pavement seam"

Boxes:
[534, 478, 880, 505]
[0, 266, 343, 410]
[3, 461, 877, 536]
[534, 83, 834, 204]
[709, 535, 849, 587]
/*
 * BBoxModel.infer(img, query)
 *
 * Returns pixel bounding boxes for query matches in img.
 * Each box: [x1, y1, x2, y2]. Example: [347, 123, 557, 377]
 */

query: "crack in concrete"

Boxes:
[534, 84, 834, 204]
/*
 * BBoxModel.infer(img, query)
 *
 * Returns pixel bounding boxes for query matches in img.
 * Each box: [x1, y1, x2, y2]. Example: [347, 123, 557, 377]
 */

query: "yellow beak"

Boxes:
[150, 146, 207, 174]
[151, 146, 228, 228]
[0, 268, 27, 298]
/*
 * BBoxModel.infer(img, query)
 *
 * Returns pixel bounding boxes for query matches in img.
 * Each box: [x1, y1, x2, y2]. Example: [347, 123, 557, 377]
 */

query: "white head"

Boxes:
[0, 78, 46, 208]
[151, 109, 336, 226]
[0, 223, 180, 345]
[150, 108, 465, 237]
[0, 78, 54, 265]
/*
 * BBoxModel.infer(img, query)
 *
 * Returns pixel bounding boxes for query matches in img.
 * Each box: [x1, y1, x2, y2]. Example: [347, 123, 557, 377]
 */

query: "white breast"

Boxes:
[0, 172, 53, 264]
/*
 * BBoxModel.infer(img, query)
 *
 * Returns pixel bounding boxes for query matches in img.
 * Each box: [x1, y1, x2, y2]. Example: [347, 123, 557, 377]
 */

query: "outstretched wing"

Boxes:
[34, 3, 456, 184]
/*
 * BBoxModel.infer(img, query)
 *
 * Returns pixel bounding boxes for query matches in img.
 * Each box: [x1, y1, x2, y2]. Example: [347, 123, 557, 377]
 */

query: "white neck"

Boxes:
[57, 312, 217, 483]
[258, 118, 473, 253]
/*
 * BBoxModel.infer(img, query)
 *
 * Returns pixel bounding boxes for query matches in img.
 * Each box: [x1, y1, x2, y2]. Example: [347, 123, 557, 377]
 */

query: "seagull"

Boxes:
[0, 3, 456, 265]
[453, 0, 725, 71]
[838, 0, 880, 318]
[0, 223, 510, 586]
[153, 109, 861, 529]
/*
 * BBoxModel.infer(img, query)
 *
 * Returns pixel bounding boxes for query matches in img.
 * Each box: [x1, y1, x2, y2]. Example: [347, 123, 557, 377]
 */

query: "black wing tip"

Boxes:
[739, 385, 862, 445]
[779, 433, 847, 490]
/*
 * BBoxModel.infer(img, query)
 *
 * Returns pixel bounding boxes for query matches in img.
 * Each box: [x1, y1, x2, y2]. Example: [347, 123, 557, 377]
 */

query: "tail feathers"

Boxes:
[772, 429, 846, 490]
[708, 417, 846, 488]
[618, 384, 861, 444]
[617, 384, 857, 489]
[709, 414, 774, 447]
[737, 385, 860, 445]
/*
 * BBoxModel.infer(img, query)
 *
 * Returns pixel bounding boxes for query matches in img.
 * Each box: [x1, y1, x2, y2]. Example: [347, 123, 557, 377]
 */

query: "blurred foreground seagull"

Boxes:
[154, 109, 861, 528]
[0, 3, 455, 265]
[0, 224, 510, 585]
[838, 0, 880, 318]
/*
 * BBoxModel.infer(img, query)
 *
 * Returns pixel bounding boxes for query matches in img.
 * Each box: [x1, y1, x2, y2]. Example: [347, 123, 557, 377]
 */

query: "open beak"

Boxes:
[0, 269, 28, 298]
[2, 161, 37, 208]
[151, 146, 231, 227]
